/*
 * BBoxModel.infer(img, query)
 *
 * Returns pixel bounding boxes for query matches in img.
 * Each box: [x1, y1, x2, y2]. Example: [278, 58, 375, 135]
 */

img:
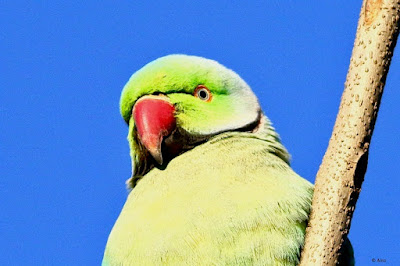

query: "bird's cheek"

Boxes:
[132, 96, 176, 165]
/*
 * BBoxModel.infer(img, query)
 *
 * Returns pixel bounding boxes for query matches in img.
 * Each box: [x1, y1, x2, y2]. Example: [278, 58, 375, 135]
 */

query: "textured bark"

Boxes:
[299, 1, 400, 265]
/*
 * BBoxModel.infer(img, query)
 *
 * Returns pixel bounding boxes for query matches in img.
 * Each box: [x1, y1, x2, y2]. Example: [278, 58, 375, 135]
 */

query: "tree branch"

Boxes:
[299, 0, 400, 265]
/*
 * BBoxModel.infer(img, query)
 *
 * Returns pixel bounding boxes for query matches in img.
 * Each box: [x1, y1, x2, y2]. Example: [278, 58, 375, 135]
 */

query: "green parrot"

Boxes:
[103, 55, 353, 265]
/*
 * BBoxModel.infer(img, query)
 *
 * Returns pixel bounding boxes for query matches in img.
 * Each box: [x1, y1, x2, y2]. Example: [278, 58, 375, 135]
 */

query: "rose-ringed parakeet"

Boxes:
[103, 55, 353, 265]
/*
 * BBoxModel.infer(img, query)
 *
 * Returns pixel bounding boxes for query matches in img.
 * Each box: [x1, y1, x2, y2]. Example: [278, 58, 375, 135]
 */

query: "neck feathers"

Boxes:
[126, 114, 290, 190]
[252, 114, 291, 165]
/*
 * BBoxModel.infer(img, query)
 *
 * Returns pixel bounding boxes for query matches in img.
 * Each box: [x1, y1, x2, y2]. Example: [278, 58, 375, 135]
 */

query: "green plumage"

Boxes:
[103, 55, 353, 265]
[104, 129, 313, 265]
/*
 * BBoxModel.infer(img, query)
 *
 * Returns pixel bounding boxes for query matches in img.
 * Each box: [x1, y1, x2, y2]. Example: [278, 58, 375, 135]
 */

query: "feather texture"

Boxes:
[103, 132, 313, 265]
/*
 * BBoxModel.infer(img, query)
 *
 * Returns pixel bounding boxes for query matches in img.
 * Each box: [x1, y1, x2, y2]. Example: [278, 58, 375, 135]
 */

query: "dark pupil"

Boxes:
[199, 90, 208, 99]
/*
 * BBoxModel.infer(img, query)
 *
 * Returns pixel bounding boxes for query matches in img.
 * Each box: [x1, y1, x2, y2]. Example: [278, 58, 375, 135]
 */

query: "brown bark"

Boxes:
[299, 1, 400, 265]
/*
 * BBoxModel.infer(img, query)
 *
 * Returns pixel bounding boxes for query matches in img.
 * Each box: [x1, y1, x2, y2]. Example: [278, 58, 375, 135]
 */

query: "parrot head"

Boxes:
[120, 55, 287, 187]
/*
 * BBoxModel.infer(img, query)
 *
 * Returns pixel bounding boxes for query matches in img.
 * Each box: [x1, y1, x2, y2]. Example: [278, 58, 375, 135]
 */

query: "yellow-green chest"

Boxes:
[103, 135, 313, 265]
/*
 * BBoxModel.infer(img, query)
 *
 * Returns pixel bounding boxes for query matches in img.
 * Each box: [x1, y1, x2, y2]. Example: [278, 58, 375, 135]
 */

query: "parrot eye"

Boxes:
[194, 85, 212, 102]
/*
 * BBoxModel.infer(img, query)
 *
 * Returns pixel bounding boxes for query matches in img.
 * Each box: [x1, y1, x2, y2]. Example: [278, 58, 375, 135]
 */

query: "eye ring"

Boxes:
[194, 85, 212, 102]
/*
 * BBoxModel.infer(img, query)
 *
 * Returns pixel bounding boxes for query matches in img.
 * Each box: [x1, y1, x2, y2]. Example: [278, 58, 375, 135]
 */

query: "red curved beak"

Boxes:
[132, 96, 176, 165]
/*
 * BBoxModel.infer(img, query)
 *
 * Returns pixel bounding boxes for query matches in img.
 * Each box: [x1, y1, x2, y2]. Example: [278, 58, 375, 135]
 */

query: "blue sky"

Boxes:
[1, 1, 399, 265]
